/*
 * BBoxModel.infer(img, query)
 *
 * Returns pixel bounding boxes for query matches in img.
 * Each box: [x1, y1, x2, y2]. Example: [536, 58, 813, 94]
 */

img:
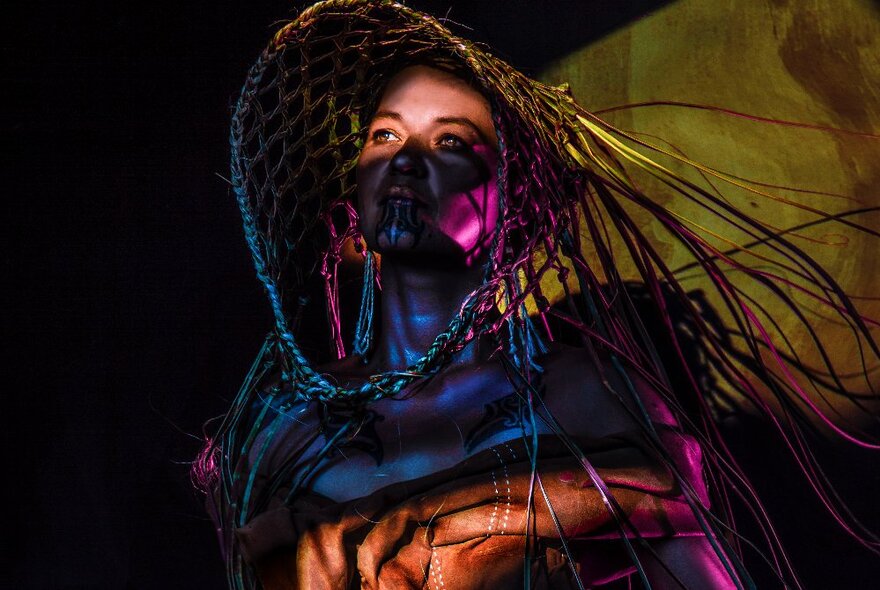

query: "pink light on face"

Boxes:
[438, 145, 499, 266]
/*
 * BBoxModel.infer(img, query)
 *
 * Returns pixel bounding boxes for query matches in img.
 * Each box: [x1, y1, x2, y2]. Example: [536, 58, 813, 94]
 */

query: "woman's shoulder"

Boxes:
[538, 342, 705, 495]
[233, 373, 325, 476]
[242, 358, 377, 473]
[538, 341, 679, 436]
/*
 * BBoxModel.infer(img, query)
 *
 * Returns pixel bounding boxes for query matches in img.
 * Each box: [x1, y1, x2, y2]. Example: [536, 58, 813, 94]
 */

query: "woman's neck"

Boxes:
[369, 256, 488, 371]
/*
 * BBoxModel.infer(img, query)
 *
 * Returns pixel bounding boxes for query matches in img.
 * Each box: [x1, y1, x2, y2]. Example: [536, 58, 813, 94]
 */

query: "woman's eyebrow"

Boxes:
[434, 116, 491, 143]
[372, 110, 402, 121]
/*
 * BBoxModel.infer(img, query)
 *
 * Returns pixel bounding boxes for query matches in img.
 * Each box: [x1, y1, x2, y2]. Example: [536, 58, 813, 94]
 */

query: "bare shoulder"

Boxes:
[538, 342, 678, 439]
[240, 372, 325, 474]
[251, 356, 374, 467]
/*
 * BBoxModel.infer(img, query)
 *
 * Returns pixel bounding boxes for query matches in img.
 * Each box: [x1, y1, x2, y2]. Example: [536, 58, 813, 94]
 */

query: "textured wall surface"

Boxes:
[541, 0, 880, 421]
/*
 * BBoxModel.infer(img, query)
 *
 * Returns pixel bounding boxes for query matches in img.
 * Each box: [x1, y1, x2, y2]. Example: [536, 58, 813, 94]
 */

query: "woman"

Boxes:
[197, 2, 879, 588]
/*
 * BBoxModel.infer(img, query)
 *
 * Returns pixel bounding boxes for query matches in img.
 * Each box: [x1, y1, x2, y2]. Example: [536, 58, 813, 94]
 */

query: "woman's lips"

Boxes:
[379, 185, 426, 207]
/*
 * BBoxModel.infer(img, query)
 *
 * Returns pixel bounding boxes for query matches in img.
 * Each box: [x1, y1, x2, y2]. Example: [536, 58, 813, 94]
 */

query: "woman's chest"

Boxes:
[306, 365, 548, 501]
[300, 349, 635, 502]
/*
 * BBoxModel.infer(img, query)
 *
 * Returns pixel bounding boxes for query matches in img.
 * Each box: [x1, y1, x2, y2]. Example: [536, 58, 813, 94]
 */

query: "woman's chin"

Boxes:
[376, 231, 420, 250]
[369, 229, 493, 271]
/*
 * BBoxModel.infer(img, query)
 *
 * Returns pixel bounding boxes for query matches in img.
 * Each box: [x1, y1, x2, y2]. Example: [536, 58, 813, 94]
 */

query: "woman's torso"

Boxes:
[236, 343, 697, 589]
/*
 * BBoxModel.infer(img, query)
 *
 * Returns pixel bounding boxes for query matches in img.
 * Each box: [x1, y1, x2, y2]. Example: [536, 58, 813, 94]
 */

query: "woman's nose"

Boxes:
[389, 142, 428, 178]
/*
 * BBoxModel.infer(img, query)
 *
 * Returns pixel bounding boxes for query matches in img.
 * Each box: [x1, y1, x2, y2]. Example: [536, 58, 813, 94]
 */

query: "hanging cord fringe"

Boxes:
[353, 250, 377, 358]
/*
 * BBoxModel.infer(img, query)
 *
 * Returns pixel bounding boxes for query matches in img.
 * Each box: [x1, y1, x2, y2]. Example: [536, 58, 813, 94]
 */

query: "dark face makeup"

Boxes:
[356, 65, 499, 267]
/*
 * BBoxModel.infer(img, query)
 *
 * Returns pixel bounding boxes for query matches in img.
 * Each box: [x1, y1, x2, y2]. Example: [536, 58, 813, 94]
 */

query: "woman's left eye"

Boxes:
[438, 134, 466, 149]
[371, 129, 400, 143]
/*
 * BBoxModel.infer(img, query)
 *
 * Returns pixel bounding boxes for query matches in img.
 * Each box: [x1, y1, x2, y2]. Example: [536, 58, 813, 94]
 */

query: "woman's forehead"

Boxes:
[372, 65, 495, 141]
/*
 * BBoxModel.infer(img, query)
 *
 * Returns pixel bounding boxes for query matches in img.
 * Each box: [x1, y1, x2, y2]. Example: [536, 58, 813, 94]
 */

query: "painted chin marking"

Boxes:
[376, 198, 426, 249]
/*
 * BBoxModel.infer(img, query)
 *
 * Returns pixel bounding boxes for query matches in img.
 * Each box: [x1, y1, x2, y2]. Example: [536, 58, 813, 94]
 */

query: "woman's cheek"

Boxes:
[438, 183, 498, 254]
[439, 195, 482, 252]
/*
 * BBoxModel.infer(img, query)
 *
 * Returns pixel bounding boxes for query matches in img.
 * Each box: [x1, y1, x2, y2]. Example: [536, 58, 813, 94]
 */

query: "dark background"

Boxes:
[6, 1, 879, 587]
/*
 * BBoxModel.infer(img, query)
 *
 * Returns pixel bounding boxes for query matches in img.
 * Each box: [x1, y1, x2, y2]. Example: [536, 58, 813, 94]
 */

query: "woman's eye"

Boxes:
[438, 134, 466, 149]
[371, 129, 399, 143]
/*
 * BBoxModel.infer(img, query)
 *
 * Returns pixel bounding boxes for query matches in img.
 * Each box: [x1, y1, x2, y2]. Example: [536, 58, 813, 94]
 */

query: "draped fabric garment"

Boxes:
[225, 432, 709, 589]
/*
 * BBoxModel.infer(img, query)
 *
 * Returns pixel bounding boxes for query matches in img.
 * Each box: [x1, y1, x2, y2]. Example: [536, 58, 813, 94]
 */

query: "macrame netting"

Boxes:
[197, 1, 880, 588]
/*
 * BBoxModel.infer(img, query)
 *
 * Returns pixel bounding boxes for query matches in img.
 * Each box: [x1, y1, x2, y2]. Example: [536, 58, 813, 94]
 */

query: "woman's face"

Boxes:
[356, 65, 499, 267]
